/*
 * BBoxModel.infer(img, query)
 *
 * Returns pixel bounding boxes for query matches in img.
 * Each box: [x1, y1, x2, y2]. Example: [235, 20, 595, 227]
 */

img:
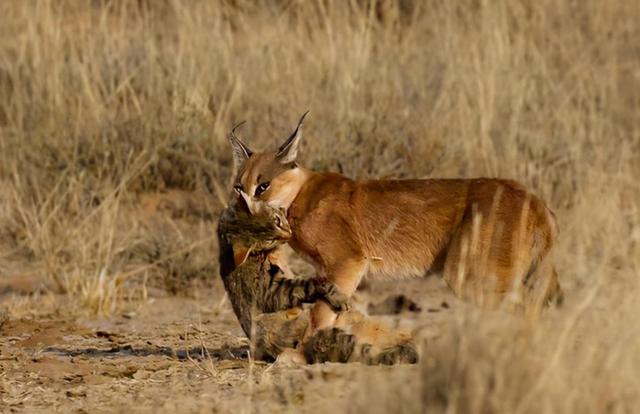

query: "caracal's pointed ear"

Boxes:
[228, 120, 253, 169]
[276, 111, 308, 164]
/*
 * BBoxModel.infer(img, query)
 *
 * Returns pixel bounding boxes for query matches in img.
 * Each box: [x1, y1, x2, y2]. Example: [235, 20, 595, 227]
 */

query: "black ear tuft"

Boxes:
[276, 111, 308, 164]
[229, 121, 252, 168]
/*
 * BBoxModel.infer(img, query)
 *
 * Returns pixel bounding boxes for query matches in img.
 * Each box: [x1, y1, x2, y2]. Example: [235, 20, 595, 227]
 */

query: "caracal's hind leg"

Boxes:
[442, 208, 561, 312]
[521, 256, 564, 313]
[441, 213, 502, 304]
[547, 267, 564, 306]
[442, 210, 534, 307]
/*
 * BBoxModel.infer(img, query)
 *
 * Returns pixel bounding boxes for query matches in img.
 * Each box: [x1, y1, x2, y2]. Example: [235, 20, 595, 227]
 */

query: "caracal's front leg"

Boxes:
[310, 258, 367, 331]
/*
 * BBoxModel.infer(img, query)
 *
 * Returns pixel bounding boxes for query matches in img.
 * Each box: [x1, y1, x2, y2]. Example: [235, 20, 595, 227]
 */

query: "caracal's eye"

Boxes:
[274, 214, 282, 228]
[255, 181, 270, 197]
[233, 184, 243, 195]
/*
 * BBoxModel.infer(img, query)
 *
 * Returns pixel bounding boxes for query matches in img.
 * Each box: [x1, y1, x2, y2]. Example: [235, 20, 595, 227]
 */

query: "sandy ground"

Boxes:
[0, 267, 460, 413]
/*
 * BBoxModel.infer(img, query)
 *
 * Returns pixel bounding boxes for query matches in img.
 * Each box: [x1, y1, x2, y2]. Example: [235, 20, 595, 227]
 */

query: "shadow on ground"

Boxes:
[44, 344, 249, 361]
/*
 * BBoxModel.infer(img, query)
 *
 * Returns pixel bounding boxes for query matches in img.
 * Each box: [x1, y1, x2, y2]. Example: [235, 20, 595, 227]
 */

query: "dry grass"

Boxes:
[0, 0, 638, 412]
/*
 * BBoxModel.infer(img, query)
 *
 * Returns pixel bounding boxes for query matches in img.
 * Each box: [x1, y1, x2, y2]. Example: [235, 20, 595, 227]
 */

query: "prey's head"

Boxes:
[228, 112, 309, 214]
[229, 199, 292, 266]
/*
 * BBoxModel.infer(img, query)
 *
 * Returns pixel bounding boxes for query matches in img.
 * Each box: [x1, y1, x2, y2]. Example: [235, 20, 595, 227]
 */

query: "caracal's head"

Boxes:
[228, 112, 309, 214]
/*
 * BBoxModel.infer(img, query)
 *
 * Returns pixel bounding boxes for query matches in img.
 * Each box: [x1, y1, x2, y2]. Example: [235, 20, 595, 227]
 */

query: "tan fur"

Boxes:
[230, 116, 563, 329]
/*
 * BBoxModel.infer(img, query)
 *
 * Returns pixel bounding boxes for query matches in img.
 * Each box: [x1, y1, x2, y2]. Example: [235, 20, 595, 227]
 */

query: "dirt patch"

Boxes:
[0, 278, 454, 412]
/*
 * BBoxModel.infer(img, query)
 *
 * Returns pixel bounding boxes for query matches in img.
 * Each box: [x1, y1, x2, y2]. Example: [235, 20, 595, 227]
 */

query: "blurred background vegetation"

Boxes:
[0, 1, 638, 411]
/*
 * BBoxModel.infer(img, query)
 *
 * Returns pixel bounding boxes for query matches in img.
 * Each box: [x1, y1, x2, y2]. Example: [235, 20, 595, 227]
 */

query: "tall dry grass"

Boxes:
[0, 0, 638, 412]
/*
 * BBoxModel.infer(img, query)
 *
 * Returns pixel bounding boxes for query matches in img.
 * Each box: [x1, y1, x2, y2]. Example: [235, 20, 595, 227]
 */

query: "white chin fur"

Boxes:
[267, 198, 288, 210]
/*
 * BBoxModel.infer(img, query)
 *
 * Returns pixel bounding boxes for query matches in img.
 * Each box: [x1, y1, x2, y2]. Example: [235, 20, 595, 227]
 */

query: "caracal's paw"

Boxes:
[318, 281, 350, 312]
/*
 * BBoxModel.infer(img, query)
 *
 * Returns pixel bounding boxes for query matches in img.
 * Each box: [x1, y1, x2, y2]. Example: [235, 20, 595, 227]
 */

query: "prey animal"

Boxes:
[217, 200, 417, 364]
